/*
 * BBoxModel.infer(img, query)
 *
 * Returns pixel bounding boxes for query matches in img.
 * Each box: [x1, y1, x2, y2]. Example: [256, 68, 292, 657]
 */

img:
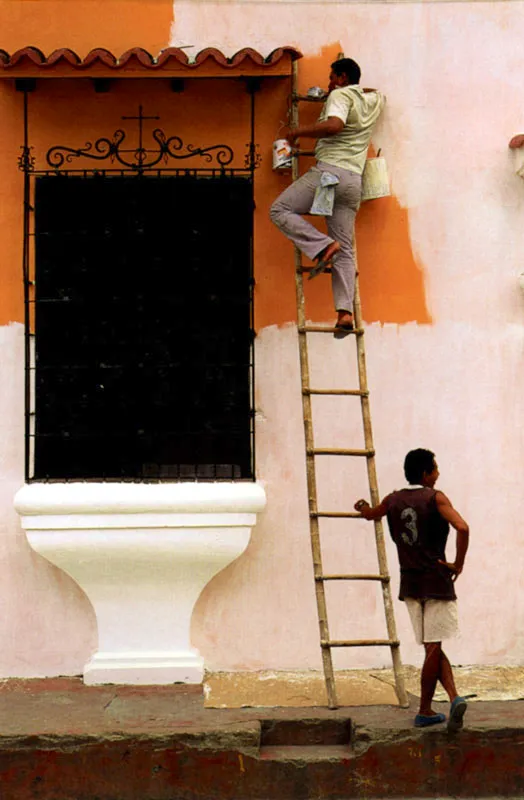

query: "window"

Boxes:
[32, 173, 254, 480]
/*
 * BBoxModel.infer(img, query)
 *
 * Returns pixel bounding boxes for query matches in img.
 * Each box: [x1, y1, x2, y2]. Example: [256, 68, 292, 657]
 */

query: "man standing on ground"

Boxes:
[354, 448, 469, 731]
[270, 58, 385, 337]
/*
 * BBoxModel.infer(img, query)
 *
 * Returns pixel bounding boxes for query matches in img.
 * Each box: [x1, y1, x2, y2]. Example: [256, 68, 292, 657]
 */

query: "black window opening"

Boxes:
[31, 173, 254, 481]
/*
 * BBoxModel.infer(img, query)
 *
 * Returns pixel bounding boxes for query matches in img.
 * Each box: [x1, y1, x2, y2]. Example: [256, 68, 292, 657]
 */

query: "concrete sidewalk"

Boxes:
[1, 677, 524, 799]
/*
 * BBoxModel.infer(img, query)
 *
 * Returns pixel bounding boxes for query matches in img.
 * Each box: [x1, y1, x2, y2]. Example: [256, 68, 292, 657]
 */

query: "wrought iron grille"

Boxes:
[28, 170, 255, 481]
[21, 102, 259, 482]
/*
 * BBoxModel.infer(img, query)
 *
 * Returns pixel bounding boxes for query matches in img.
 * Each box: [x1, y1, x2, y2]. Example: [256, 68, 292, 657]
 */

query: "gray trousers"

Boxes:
[270, 161, 362, 313]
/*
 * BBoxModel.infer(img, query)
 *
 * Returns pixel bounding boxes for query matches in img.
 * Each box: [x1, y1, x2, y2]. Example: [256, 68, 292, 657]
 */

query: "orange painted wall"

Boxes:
[0, 86, 24, 325]
[0, 0, 173, 326]
[254, 42, 431, 329]
[0, 76, 286, 327]
[0, 0, 173, 57]
[0, 19, 430, 328]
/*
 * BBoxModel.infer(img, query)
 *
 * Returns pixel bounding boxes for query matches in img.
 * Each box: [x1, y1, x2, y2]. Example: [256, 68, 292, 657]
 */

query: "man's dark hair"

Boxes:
[404, 449, 435, 484]
[330, 58, 361, 85]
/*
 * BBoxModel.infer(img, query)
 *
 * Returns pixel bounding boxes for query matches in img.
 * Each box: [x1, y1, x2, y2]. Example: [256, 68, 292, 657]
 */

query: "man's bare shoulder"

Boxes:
[434, 489, 452, 504]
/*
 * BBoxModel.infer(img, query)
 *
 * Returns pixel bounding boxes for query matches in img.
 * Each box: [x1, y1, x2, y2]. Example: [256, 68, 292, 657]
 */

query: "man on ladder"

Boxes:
[270, 57, 384, 337]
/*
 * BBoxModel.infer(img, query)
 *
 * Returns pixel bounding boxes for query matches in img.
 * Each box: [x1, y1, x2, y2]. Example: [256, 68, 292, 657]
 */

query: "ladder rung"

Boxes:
[293, 94, 326, 103]
[307, 448, 374, 457]
[311, 511, 361, 518]
[316, 574, 390, 582]
[298, 325, 363, 336]
[296, 266, 332, 275]
[321, 639, 400, 648]
[304, 389, 368, 397]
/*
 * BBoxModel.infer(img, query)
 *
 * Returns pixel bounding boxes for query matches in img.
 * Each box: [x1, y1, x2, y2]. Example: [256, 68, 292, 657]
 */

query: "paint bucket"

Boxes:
[361, 155, 391, 201]
[307, 86, 326, 99]
[272, 139, 292, 170]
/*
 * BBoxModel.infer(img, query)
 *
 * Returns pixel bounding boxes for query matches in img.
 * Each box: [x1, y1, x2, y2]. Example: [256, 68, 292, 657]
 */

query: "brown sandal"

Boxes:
[308, 241, 341, 280]
[333, 312, 354, 339]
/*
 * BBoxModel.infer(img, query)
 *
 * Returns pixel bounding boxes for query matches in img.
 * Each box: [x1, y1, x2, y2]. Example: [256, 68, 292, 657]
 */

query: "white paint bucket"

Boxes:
[361, 156, 391, 201]
[272, 139, 292, 170]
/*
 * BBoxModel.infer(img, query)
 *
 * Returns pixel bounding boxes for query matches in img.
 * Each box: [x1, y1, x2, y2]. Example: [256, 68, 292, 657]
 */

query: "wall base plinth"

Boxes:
[84, 650, 205, 685]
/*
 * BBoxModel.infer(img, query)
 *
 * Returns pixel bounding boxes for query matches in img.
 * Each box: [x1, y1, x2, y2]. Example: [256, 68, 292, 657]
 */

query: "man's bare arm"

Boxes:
[435, 491, 469, 579]
[353, 496, 389, 521]
[286, 117, 344, 144]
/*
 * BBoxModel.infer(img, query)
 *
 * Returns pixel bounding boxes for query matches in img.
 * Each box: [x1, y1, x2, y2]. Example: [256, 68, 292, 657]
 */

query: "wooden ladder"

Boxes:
[291, 62, 408, 710]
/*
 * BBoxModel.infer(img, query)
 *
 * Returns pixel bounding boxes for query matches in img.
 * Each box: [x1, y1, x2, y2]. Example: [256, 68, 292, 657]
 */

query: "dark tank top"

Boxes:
[384, 487, 456, 601]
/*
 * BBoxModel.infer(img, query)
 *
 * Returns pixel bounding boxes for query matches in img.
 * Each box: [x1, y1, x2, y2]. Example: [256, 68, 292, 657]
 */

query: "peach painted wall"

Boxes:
[1, 0, 524, 677]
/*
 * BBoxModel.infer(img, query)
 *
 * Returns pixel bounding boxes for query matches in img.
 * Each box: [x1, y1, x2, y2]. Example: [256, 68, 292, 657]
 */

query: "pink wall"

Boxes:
[2, 0, 524, 677]
[187, 0, 524, 671]
[0, 325, 97, 677]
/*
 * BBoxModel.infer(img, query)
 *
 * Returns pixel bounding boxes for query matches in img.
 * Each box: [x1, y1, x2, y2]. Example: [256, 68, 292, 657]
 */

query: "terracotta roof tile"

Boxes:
[0, 45, 302, 73]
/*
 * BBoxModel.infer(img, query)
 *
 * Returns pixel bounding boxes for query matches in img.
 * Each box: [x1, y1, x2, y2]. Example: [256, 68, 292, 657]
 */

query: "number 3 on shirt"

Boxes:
[400, 508, 418, 546]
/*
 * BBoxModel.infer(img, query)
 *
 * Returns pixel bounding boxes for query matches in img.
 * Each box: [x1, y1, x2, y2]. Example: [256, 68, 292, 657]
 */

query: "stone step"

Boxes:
[260, 717, 352, 747]
[259, 744, 353, 763]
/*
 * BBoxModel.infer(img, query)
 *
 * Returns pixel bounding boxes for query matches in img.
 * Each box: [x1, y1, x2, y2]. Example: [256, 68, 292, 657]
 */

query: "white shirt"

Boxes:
[314, 85, 385, 175]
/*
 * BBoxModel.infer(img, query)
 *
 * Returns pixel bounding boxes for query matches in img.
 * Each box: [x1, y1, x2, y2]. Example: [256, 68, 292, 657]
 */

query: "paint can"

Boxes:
[307, 86, 326, 99]
[272, 139, 292, 170]
[361, 155, 391, 202]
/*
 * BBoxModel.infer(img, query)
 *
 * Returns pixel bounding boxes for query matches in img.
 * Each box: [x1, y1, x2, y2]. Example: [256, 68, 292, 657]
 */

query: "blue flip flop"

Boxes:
[414, 712, 446, 728]
[447, 696, 467, 732]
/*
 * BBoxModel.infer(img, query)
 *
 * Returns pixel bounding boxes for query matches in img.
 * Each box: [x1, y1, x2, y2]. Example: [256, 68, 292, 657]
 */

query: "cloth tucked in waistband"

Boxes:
[309, 171, 339, 216]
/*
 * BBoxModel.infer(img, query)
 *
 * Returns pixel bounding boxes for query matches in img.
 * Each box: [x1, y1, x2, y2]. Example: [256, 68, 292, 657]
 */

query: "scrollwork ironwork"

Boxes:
[18, 145, 35, 172]
[244, 143, 262, 171]
[46, 127, 235, 171]
[47, 131, 124, 169]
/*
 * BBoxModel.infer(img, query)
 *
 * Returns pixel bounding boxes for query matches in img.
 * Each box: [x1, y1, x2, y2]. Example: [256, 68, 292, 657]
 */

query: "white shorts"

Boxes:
[405, 598, 459, 644]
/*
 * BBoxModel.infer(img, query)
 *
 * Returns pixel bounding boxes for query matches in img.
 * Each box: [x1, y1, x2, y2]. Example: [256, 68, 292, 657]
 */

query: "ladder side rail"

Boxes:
[353, 274, 409, 707]
[291, 61, 338, 709]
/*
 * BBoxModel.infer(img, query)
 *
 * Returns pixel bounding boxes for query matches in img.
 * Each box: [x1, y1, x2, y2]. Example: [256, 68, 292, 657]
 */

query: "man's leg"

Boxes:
[420, 644, 459, 708]
[438, 650, 459, 701]
[439, 651, 467, 731]
[423, 600, 467, 731]
[325, 169, 361, 323]
[270, 168, 335, 262]
[405, 599, 446, 727]
[419, 642, 442, 716]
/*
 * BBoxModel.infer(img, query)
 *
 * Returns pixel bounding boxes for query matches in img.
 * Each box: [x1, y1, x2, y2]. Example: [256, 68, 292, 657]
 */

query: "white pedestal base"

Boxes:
[84, 650, 204, 685]
[15, 482, 266, 685]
